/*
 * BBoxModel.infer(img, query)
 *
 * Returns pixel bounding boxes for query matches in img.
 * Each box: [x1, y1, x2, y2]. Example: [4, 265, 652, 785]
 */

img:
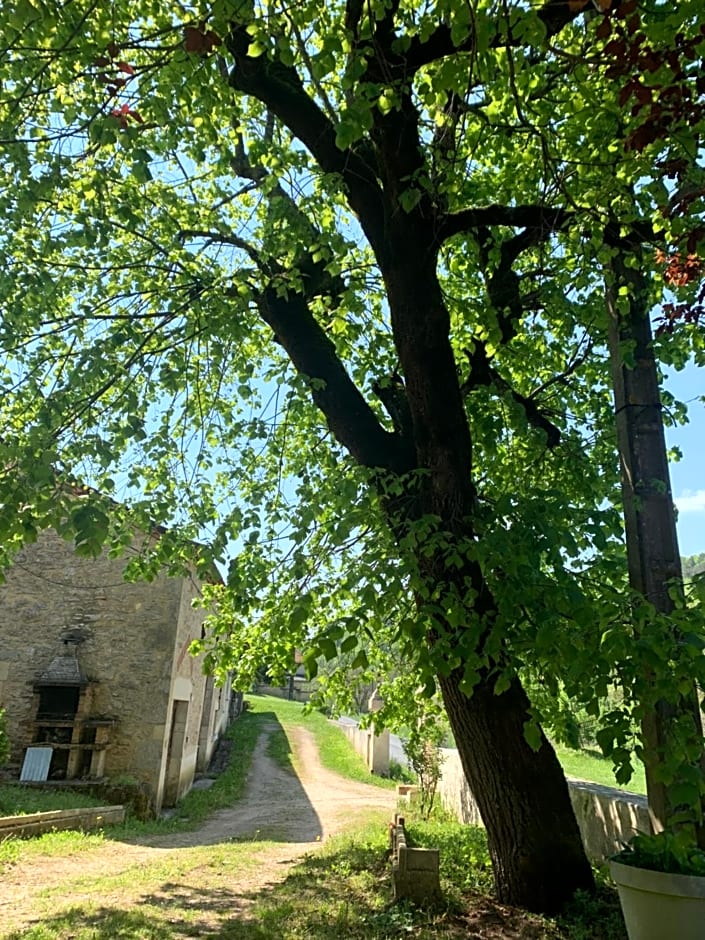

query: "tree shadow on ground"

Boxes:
[1, 837, 608, 940]
[126, 713, 323, 848]
[1, 842, 390, 939]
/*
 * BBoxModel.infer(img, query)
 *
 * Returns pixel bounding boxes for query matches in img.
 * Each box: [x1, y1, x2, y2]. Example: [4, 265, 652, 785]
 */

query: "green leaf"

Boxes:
[523, 720, 542, 752]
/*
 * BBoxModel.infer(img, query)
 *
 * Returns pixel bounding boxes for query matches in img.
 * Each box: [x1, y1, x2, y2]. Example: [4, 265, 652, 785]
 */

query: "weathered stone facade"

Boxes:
[0, 529, 232, 813]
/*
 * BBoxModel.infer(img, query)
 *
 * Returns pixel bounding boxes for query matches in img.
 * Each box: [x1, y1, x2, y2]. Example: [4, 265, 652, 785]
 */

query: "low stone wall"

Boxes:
[0, 804, 125, 841]
[14, 779, 153, 819]
[255, 682, 315, 704]
[338, 721, 390, 775]
[389, 812, 441, 903]
[437, 748, 651, 861]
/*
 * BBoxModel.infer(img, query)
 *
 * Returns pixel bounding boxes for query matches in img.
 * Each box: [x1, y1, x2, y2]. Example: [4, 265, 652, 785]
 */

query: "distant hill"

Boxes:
[682, 553, 705, 579]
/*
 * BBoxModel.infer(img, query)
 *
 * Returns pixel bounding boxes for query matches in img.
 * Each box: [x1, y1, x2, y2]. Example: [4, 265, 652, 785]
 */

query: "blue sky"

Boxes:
[664, 360, 704, 557]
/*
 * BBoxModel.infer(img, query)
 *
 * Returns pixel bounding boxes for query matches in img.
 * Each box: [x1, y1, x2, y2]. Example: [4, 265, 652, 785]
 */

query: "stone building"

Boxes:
[0, 528, 234, 813]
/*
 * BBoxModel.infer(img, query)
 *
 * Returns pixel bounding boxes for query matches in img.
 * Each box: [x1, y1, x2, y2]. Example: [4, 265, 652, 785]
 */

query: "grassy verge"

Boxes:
[2, 812, 627, 940]
[553, 744, 647, 795]
[0, 785, 103, 816]
[248, 694, 396, 788]
[239, 811, 626, 940]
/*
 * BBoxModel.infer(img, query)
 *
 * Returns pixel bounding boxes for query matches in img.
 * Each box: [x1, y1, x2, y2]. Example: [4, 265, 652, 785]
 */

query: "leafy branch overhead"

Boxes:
[1, 0, 704, 913]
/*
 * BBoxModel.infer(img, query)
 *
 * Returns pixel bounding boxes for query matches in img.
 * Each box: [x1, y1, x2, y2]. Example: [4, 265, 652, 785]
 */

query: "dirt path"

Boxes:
[0, 724, 397, 934]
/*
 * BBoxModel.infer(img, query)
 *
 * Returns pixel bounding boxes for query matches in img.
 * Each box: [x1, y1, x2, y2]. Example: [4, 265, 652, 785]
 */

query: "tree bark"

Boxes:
[439, 668, 594, 912]
[606, 244, 705, 839]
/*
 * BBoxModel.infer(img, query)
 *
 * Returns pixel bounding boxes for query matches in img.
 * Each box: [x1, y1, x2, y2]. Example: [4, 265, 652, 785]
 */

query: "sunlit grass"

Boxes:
[1, 696, 628, 939]
[0, 784, 103, 816]
[249, 694, 396, 788]
[554, 744, 647, 795]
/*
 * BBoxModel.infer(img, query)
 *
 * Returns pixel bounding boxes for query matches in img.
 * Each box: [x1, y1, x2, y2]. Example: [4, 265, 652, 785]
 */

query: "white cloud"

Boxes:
[675, 490, 705, 513]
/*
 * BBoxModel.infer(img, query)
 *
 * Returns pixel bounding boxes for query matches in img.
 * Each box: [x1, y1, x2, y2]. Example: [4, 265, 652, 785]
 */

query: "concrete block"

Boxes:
[389, 814, 441, 903]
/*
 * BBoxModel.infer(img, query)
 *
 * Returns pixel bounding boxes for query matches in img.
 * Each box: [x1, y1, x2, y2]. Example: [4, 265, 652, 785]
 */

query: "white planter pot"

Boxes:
[610, 859, 705, 940]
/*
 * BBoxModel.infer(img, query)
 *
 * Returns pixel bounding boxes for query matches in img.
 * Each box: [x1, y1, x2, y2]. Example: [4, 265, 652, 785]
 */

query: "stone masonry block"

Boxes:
[389, 813, 441, 904]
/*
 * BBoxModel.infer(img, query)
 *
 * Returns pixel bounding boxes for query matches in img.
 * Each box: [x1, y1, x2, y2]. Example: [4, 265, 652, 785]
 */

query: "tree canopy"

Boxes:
[1, 0, 704, 912]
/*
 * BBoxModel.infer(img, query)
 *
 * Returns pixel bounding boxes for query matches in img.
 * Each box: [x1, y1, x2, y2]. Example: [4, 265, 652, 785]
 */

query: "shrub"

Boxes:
[387, 758, 415, 784]
[402, 708, 445, 819]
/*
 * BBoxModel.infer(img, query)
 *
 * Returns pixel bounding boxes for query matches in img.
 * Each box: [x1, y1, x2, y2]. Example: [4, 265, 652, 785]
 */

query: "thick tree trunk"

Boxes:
[377, 238, 595, 912]
[438, 668, 594, 913]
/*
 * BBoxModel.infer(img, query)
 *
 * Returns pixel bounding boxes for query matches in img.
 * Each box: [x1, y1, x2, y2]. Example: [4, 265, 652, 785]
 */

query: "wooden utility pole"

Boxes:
[606, 242, 705, 837]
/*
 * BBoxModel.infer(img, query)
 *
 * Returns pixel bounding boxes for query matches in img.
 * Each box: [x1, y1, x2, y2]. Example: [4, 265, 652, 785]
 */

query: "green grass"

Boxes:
[2, 812, 627, 940]
[554, 744, 647, 795]
[0, 826, 107, 872]
[1, 695, 628, 939]
[248, 694, 396, 788]
[0, 784, 104, 816]
[2, 839, 281, 940]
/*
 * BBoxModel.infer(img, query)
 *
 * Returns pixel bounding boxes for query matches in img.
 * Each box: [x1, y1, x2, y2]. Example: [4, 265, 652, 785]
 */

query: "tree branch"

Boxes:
[462, 345, 562, 448]
[225, 26, 386, 256]
[440, 204, 572, 243]
[372, 373, 414, 444]
[177, 229, 263, 266]
[405, 1, 586, 74]
[255, 287, 415, 474]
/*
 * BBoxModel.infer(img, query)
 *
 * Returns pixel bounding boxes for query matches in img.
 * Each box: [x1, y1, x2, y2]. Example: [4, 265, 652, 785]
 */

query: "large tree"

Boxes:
[1, 0, 703, 912]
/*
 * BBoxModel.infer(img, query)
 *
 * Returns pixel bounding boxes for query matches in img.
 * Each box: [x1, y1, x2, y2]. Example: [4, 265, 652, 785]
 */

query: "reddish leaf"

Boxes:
[109, 104, 144, 128]
[634, 83, 652, 105]
[616, 0, 638, 16]
[596, 16, 611, 41]
[184, 25, 206, 53]
[687, 231, 705, 255]
[625, 122, 657, 152]
[117, 61, 135, 76]
[640, 51, 661, 72]
[184, 23, 222, 55]
[618, 81, 634, 107]
[667, 51, 683, 74]
[604, 38, 626, 57]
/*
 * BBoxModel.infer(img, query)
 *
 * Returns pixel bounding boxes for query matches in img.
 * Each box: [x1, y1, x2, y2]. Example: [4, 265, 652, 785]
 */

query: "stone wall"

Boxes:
[0, 528, 222, 813]
[437, 748, 651, 861]
[0, 804, 126, 839]
[255, 681, 317, 703]
[338, 720, 390, 776]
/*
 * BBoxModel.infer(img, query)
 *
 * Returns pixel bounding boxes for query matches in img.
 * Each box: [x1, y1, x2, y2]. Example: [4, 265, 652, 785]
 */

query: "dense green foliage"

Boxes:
[683, 554, 705, 580]
[1, 0, 704, 903]
[613, 830, 705, 877]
